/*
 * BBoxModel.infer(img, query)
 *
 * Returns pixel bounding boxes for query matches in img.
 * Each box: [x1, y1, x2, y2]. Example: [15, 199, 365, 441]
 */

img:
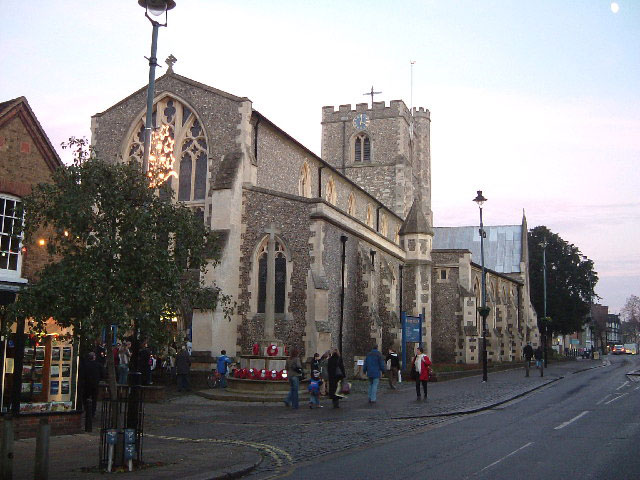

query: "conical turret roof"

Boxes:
[399, 199, 433, 235]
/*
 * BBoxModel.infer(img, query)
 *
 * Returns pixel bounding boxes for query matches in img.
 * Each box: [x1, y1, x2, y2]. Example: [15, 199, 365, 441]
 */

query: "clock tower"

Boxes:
[321, 100, 432, 223]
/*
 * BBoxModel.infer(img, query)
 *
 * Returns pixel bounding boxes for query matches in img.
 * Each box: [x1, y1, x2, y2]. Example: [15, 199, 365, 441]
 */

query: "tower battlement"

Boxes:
[323, 99, 426, 123]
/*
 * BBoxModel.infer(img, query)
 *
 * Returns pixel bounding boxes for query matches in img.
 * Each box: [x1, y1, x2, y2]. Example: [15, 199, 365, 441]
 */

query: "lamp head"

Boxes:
[138, 0, 176, 16]
[473, 190, 487, 207]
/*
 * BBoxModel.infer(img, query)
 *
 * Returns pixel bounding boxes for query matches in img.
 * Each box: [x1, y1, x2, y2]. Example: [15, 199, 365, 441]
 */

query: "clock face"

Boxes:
[353, 113, 370, 130]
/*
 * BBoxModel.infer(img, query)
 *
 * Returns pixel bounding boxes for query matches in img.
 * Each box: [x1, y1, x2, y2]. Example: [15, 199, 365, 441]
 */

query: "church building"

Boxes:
[91, 62, 539, 372]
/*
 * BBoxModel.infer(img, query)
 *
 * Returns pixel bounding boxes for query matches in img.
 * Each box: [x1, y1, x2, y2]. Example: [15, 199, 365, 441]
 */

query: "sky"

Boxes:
[1, 0, 638, 314]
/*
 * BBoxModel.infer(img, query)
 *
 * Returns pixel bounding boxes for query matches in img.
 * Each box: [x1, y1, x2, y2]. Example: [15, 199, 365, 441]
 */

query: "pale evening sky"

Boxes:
[1, 1, 638, 314]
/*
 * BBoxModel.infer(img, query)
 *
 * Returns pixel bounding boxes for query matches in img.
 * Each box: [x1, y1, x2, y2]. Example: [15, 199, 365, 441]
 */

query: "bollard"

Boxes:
[84, 399, 92, 432]
[124, 429, 136, 472]
[105, 429, 118, 472]
[1, 415, 14, 480]
[34, 418, 50, 480]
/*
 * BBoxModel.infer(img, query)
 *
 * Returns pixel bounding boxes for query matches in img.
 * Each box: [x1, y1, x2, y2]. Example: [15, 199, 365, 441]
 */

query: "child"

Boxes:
[308, 370, 323, 409]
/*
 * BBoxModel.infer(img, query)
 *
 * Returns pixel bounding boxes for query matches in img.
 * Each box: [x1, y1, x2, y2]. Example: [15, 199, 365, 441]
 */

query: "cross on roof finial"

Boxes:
[363, 85, 382, 106]
[166, 54, 177, 73]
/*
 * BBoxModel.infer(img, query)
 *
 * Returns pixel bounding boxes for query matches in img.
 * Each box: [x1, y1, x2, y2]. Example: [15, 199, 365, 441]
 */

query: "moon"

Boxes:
[611, 2, 620, 13]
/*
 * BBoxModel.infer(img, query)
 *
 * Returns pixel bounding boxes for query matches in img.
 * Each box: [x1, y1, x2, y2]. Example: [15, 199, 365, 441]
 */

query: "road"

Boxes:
[275, 354, 640, 480]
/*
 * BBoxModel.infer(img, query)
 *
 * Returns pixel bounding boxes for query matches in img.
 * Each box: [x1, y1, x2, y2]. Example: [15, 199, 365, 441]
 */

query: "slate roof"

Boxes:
[432, 225, 523, 273]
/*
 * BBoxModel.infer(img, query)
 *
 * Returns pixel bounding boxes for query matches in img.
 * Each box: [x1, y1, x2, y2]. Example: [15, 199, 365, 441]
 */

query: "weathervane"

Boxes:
[363, 86, 382, 106]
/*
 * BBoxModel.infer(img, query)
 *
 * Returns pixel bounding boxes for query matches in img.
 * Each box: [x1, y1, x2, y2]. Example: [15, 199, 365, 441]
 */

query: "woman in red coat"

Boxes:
[412, 347, 432, 400]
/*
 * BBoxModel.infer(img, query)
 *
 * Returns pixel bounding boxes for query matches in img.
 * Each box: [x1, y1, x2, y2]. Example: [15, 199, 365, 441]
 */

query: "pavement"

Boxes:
[11, 357, 607, 479]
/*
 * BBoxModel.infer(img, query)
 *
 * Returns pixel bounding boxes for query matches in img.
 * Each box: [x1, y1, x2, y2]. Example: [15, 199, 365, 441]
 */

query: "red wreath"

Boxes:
[267, 344, 278, 356]
[252, 343, 260, 355]
[240, 368, 250, 379]
[233, 369, 241, 378]
[270, 369, 278, 380]
[280, 369, 288, 379]
[259, 369, 267, 380]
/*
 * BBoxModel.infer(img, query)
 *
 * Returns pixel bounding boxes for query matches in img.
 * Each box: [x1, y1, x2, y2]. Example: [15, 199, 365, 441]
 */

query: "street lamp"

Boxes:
[473, 190, 489, 382]
[540, 238, 549, 369]
[139, 0, 176, 175]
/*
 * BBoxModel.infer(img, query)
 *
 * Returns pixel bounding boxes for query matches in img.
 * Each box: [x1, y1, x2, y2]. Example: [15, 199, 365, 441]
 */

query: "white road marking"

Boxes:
[596, 394, 613, 405]
[554, 411, 590, 430]
[604, 393, 628, 405]
[477, 442, 533, 474]
[616, 381, 630, 390]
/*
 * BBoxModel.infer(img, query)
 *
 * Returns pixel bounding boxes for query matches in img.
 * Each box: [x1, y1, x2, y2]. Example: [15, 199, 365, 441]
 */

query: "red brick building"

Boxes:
[0, 97, 81, 437]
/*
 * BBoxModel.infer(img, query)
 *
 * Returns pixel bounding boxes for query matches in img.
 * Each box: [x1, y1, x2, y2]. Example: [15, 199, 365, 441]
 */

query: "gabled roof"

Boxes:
[433, 225, 523, 274]
[0, 97, 63, 171]
[399, 199, 433, 235]
[93, 71, 249, 118]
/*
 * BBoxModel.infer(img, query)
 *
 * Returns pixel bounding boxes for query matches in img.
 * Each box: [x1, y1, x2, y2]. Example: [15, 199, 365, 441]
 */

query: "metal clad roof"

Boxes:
[432, 225, 522, 273]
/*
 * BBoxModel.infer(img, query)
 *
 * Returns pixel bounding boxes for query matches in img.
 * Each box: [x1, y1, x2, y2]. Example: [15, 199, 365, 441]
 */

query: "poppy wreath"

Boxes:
[252, 343, 260, 355]
[280, 369, 288, 379]
[259, 369, 268, 380]
[267, 344, 278, 356]
[270, 369, 278, 380]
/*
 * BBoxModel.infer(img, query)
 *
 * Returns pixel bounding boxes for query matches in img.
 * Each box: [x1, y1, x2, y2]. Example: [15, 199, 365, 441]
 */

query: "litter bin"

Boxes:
[593, 351, 600, 360]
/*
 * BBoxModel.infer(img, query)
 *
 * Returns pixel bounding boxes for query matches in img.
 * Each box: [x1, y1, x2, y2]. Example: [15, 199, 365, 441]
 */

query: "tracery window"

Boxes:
[256, 237, 287, 314]
[125, 96, 208, 202]
[0, 195, 23, 278]
[298, 162, 311, 198]
[354, 133, 371, 162]
[325, 176, 337, 205]
[366, 203, 374, 228]
[380, 212, 388, 236]
[347, 192, 356, 216]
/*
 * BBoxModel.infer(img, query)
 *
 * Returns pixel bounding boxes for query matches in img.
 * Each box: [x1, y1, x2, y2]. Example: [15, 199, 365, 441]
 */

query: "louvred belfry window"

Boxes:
[126, 97, 209, 202]
[354, 133, 371, 162]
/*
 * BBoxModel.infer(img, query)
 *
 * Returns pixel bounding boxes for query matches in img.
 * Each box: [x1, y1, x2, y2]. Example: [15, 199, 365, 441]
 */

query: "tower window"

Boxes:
[354, 134, 371, 163]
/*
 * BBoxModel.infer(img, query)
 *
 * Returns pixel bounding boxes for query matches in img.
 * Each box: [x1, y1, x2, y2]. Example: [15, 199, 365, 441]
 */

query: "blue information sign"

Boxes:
[401, 312, 423, 369]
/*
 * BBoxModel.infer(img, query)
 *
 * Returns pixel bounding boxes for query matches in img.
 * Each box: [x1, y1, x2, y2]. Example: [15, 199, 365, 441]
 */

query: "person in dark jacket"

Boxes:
[327, 349, 345, 408]
[534, 346, 543, 369]
[523, 343, 534, 377]
[139, 341, 152, 385]
[83, 352, 103, 417]
[385, 348, 400, 389]
[363, 345, 385, 404]
[175, 346, 192, 392]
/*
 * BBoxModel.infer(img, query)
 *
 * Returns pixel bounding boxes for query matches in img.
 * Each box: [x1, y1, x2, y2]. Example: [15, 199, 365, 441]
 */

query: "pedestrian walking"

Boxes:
[139, 341, 152, 385]
[83, 352, 102, 418]
[308, 369, 323, 409]
[117, 341, 131, 385]
[284, 349, 303, 409]
[412, 347, 432, 400]
[523, 343, 534, 377]
[534, 346, 543, 369]
[176, 346, 192, 392]
[386, 347, 400, 389]
[327, 349, 345, 408]
[319, 350, 330, 396]
[363, 344, 385, 404]
[217, 350, 232, 388]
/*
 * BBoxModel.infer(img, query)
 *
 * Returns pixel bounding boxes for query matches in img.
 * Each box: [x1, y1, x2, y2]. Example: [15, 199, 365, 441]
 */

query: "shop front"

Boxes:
[0, 315, 82, 438]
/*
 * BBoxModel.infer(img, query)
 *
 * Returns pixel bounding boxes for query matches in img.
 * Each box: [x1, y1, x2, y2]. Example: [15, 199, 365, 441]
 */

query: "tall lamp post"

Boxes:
[540, 238, 549, 368]
[139, 0, 176, 175]
[473, 191, 489, 382]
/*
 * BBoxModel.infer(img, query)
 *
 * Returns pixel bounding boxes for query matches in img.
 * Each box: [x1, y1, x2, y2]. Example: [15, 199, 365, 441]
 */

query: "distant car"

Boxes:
[612, 345, 625, 355]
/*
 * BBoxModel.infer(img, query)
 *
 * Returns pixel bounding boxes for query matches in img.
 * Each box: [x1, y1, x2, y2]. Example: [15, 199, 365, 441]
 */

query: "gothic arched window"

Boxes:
[325, 176, 337, 205]
[125, 96, 208, 202]
[380, 212, 388, 236]
[347, 192, 356, 216]
[298, 162, 311, 198]
[256, 238, 287, 314]
[366, 203, 374, 228]
[354, 133, 371, 162]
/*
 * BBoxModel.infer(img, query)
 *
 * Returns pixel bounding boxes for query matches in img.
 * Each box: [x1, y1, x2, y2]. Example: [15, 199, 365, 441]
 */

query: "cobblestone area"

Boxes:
[145, 359, 602, 476]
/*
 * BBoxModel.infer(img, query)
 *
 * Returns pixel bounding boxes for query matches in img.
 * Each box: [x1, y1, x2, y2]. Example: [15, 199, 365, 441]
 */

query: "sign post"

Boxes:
[401, 313, 423, 370]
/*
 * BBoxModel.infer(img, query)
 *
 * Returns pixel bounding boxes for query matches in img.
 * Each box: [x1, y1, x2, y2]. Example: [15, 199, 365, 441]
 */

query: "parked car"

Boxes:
[611, 345, 626, 355]
[623, 343, 638, 355]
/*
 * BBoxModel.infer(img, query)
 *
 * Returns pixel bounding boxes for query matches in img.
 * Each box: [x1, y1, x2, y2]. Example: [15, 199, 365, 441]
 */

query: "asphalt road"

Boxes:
[276, 354, 640, 480]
